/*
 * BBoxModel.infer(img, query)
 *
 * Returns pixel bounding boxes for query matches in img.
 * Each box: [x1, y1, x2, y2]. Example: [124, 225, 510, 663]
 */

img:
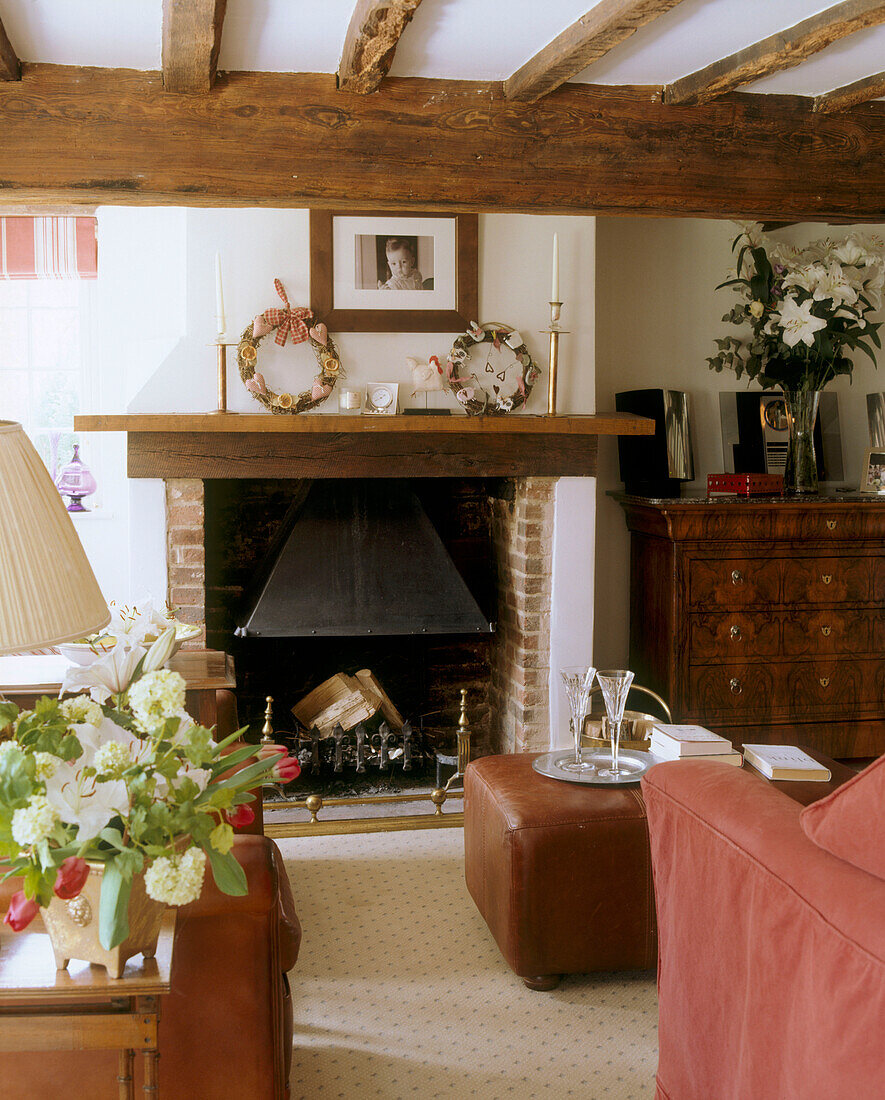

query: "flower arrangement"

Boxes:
[707, 224, 883, 390]
[0, 626, 299, 949]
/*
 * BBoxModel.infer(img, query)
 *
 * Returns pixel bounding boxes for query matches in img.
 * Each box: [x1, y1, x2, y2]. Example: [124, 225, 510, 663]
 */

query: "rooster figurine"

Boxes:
[407, 355, 444, 397]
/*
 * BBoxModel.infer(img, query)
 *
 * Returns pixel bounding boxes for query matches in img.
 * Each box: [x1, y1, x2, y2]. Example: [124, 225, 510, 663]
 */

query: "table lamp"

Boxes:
[0, 421, 110, 654]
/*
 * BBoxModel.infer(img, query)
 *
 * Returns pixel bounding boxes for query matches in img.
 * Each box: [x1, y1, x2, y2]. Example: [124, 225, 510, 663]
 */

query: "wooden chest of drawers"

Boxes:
[617, 496, 885, 757]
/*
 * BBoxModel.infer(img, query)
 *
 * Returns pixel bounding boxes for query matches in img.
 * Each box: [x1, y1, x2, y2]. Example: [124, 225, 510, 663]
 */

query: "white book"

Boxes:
[742, 744, 831, 782]
[650, 724, 733, 756]
[650, 742, 743, 766]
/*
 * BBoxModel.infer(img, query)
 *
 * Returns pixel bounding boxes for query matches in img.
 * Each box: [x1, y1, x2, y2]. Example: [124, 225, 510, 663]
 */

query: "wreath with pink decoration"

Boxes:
[237, 279, 343, 414]
[444, 321, 540, 416]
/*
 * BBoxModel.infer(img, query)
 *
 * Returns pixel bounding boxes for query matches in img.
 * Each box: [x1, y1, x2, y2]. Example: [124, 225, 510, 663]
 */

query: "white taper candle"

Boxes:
[551, 233, 559, 302]
[215, 252, 226, 336]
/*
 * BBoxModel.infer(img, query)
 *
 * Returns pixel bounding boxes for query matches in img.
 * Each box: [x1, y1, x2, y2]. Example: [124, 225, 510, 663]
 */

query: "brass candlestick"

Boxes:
[542, 301, 569, 416]
[209, 339, 238, 415]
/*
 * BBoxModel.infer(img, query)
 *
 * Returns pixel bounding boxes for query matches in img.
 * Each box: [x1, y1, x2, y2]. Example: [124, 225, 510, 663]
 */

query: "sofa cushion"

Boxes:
[800, 753, 885, 881]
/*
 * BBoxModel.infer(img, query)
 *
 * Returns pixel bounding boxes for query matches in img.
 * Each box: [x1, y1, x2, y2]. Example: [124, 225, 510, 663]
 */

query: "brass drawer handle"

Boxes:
[819, 677, 830, 688]
[731, 570, 744, 586]
[821, 625, 832, 637]
[729, 677, 742, 695]
[826, 520, 837, 531]
[821, 574, 832, 585]
[729, 625, 742, 640]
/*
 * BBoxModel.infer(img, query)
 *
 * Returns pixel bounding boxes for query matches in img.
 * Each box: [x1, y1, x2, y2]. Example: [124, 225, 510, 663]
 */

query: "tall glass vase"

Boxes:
[782, 389, 821, 496]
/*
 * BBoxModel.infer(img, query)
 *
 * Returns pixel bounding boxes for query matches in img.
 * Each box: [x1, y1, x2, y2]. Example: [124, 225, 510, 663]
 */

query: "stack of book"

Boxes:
[649, 724, 742, 766]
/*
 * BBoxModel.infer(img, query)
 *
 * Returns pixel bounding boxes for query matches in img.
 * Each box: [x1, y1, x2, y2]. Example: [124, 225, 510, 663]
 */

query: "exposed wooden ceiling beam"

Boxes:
[664, 0, 885, 106]
[815, 70, 885, 112]
[162, 0, 227, 93]
[338, 0, 423, 94]
[1, 66, 884, 223]
[505, 0, 687, 103]
[0, 15, 20, 81]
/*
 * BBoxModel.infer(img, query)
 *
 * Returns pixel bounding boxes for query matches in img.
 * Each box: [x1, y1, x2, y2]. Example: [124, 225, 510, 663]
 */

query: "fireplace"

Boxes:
[166, 473, 558, 761]
[74, 410, 651, 804]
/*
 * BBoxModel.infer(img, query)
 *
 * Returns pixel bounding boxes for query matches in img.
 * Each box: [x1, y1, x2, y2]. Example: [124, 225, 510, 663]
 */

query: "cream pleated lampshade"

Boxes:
[0, 421, 110, 654]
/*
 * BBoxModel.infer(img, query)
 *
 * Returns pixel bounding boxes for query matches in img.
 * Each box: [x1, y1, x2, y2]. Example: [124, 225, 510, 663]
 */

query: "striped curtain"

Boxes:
[0, 216, 97, 279]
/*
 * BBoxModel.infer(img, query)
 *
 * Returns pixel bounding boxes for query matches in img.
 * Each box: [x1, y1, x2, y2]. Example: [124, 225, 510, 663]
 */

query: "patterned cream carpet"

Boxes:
[279, 828, 658, 1100]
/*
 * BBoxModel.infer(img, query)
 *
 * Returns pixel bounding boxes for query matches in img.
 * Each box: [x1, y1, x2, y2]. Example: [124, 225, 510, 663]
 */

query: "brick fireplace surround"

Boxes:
[166, 476, 557, 755]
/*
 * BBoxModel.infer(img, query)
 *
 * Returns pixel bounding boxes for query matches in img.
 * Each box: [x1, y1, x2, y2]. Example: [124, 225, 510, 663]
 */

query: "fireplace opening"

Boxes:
[204, 478, 500, 796]
[172, 471, 556, 805]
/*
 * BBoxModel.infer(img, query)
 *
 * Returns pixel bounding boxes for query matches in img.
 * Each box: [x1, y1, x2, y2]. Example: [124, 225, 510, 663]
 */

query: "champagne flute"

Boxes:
[596, 669, 634, 779]
[559, 666, 597, 773]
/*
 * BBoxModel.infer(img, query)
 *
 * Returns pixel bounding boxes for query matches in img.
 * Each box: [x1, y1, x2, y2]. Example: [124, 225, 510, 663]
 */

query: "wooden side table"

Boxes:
[0, 649, 236, 733]
[0, 914, 175, 1098]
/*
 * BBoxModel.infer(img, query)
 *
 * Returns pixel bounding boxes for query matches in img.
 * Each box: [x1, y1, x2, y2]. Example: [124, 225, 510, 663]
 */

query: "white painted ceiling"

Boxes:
[2, 0, 883, 97]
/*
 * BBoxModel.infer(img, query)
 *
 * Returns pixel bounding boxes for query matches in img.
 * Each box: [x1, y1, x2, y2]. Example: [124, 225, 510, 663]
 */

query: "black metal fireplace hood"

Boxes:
[236, 481, 493, 637]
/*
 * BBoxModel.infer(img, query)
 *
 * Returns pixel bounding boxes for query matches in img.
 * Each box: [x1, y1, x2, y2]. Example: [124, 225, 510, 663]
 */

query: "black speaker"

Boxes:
[615, 389, 694, 497]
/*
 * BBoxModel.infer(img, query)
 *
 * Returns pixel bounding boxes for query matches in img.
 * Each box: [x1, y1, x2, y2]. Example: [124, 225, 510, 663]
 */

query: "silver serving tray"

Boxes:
[532, 748, 661, 786]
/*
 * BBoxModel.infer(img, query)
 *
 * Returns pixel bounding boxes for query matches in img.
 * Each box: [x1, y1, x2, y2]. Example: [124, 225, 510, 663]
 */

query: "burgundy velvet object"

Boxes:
[801, 753, 885, 881]
[642, 761, 885, 1100]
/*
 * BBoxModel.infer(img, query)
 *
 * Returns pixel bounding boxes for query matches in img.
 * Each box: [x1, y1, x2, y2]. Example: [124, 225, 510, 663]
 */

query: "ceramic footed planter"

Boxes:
[41, 862, 166, 979]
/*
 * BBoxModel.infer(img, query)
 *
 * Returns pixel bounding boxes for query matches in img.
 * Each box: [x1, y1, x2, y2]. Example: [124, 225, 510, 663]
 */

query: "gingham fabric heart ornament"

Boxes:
[309, 323, 328, 346]
[245, 371, 267, 396]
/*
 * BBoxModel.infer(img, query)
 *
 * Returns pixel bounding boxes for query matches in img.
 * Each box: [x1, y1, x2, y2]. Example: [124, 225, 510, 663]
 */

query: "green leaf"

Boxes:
[203, 845, 247, 896]
[212, 726, 251, 755]
[0, 701, 19, 726]
[99, 857, 133, 950]
[209, 744, 256, 774]
[207, 756, 277, 793]
[0, 748, 36, 808]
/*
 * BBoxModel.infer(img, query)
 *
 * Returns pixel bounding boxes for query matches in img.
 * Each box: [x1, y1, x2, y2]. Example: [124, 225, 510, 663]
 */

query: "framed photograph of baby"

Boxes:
[310, 211, 478, 332]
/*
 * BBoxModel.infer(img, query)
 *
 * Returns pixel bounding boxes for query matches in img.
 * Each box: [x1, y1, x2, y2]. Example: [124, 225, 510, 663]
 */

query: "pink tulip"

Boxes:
[54, 857, 90, 900]
[256, 743, 287, 763]
[254, 742, 299, 781]
[271, 755, 301, 783]
[227, 803, 256, 829]
[4, 890, 39, 932]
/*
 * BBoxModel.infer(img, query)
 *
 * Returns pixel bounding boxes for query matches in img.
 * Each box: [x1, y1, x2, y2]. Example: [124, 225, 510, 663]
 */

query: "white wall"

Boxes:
[594, 217, 885, 673]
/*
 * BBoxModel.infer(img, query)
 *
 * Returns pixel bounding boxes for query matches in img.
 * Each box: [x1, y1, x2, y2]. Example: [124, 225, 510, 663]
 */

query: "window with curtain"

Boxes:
[0, 216, 98, 483]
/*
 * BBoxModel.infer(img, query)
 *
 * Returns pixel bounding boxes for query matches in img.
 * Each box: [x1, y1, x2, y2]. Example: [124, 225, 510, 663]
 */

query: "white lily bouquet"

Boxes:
[708, 224, 884, 390]
[1, 621, 299, 948]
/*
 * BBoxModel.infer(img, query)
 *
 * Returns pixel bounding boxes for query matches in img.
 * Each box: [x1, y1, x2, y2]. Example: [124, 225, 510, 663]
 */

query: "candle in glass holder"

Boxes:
[339, 389, 362, 413]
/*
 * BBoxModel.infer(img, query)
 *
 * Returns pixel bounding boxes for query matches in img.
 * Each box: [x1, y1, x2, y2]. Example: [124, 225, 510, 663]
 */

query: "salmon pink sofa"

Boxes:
[642, 755, 885, 1100]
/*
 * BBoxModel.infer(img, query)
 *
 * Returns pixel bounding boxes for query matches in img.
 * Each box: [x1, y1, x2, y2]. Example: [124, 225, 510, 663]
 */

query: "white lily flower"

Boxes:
[832, 236, 868, 267]
[775, 297, 828, 348]
[782, 263, 824, 296]
[61, 637, 145, 704]
[43, 760, 129, 841]
[811, 262, 858, 308]
[734, 221, 764, 248]
[142, 627, 178, 673]
[73, 716, 156, 772]
[107, 597, 172, 645]
[174, 763, 211, 793]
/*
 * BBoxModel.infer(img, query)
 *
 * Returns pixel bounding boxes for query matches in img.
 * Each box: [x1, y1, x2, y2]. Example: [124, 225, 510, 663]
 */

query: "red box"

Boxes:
[707, 473, 784, 496]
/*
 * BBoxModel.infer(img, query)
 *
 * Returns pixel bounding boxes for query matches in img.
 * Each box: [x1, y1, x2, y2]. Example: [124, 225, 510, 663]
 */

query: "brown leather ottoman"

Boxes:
[464, 752, 657, 991]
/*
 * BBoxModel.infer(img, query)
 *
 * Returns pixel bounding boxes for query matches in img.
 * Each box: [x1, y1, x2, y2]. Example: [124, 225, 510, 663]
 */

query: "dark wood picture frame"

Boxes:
[310, 210, 478, 333]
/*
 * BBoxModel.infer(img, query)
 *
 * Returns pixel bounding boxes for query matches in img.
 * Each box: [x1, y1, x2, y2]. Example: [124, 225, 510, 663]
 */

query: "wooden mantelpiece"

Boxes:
[74, 413, 651, 479]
